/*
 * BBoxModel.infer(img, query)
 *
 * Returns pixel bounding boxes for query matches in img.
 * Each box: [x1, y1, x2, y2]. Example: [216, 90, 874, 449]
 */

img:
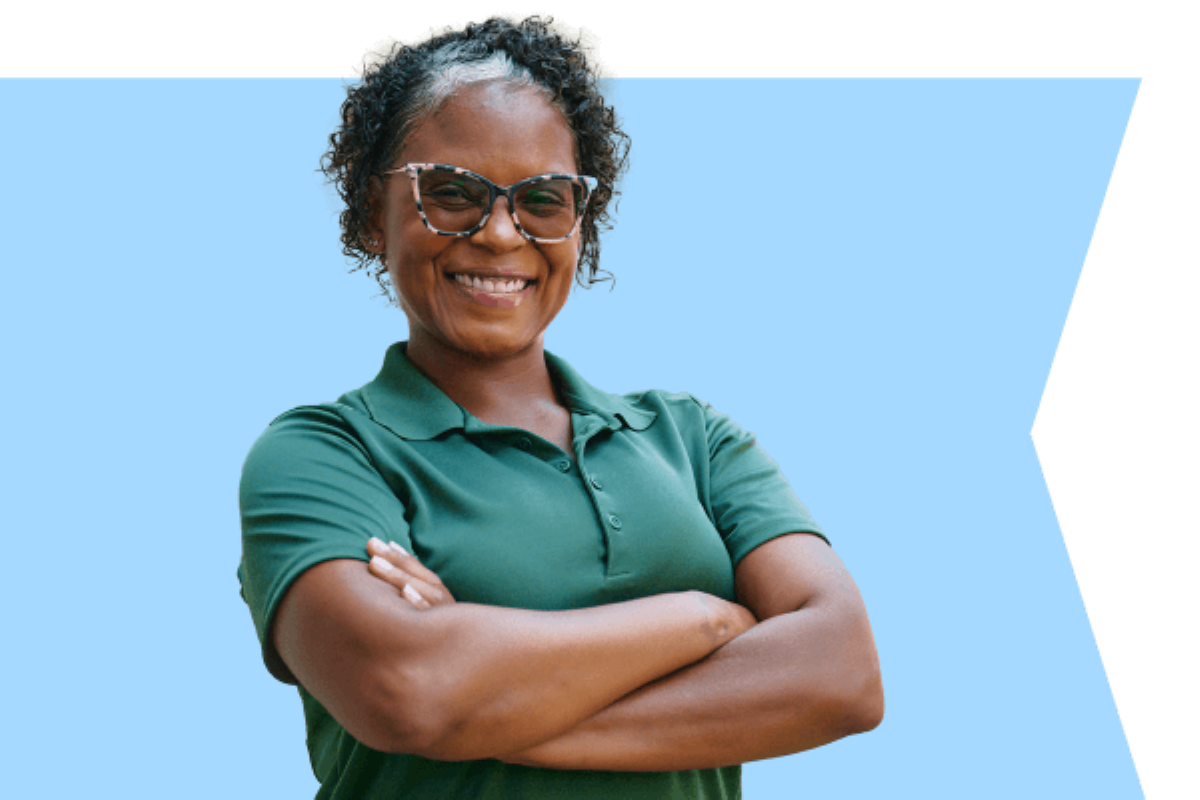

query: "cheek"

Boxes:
[388, 231, 450, 291]
[555, 254, 578, 285]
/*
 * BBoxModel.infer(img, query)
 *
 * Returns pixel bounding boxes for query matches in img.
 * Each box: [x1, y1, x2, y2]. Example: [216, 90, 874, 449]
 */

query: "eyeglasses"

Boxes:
[386, 163, 598, 243]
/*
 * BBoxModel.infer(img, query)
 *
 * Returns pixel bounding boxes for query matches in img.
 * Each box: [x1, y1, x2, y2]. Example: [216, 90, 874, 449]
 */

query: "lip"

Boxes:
[444, 268, 538, 281]
[446, 272, 536, 309]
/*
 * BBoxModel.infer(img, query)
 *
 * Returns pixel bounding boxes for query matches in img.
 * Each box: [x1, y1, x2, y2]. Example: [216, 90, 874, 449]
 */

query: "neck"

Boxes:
[404, 330, 560, 420]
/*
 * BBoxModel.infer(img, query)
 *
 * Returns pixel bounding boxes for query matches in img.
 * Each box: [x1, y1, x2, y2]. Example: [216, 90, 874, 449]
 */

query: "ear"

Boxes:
[360, 227, 384, 253]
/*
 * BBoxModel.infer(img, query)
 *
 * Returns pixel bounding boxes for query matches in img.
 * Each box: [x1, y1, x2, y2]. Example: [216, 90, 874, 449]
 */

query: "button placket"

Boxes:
[571, 413, 629, 576]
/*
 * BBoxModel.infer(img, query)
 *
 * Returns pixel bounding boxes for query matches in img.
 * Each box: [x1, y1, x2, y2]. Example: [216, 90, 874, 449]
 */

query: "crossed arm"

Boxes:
[368, 533, 883, 769]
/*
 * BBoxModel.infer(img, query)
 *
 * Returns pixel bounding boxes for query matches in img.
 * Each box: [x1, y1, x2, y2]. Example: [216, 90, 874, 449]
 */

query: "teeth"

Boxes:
[452, 274, 529, 293]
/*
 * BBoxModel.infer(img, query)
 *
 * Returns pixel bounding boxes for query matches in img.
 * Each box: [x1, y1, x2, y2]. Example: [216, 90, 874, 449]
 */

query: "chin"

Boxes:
[456, 335, 539, 362]
[424, 323, 538, 361]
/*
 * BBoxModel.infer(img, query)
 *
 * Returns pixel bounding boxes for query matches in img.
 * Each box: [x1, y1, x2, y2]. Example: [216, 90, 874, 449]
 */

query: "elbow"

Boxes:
[349, 663, 460, 757]
[361, 665, 494, 761]
[358, 618, 490, 757]
[828, 608, 884, 736]
[804, 631, 884, 741]
[354, 698, 446, 757]
[369, 710, 447, 757]
[388, 702, 530, 763]
[394, 718, 506, 763]
[405, 718, 495, 762]
[849, 672, 885, 733]
[837, 658, 885, 735]
[401, 683, 532, 762]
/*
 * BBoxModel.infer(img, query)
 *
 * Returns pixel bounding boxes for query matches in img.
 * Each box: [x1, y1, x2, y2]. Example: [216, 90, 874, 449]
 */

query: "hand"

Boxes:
[690, 591, 758, 645]
[726, 598, 759, 637]
[366, 537, 456, 609]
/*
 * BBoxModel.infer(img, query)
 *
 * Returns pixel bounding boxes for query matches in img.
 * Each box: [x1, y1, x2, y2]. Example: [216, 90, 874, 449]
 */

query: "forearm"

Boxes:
[499, 600, 884, 771]
[381, 590, 749, 760]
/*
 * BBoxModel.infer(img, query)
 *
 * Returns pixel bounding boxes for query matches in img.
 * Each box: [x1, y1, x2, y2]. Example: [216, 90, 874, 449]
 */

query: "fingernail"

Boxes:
[370, 555, 393, 571]
[389, 541, 408, 556]
[402, 584, 425, 605]
[368, 537, 383, 550]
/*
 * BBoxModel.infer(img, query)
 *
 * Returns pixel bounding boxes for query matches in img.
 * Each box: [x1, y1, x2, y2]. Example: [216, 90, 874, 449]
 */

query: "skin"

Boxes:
[365, 81, 579, 452]
[272, 80, 884, 769]
[275, 83, 758, 760]
[367, 533, 883, 770]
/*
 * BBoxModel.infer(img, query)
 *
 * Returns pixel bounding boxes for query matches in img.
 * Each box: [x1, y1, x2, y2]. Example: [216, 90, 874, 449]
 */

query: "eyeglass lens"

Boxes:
[417, 169, 585, 240]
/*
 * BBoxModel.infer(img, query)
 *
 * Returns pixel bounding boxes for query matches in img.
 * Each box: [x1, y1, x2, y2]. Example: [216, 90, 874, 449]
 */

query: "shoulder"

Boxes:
[247, 391, 379, 456]
[238, 397, 411, 667]
[613, 388, 709, 420]
[547, 351, 721, 437]
[234, 398, 379, 501]
[621, 390, 742, 443]
[264, 389, 373, 433]
[622, 384, 736, 412]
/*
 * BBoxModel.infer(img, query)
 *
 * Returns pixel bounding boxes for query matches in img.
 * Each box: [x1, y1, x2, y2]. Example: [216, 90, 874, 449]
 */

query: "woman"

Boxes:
[238, 16, 883, 799]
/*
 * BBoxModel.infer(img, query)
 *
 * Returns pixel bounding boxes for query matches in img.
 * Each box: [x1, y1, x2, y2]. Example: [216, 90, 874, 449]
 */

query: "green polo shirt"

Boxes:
[238, 342, 826, 799]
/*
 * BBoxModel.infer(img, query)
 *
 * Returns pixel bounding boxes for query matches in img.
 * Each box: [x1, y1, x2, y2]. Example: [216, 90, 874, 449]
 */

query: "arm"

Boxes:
[496, 533, 884, 771]
[271, 554, 756, 762]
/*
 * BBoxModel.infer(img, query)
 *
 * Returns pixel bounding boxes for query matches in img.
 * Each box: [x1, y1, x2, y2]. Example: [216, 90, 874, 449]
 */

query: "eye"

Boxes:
[420, 176, 486, 209]
[517, 181, 571, 216]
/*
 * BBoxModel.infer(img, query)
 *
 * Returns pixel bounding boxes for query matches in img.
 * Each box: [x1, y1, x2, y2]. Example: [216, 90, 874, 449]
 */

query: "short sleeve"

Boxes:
[697, 398, 828, 565]
[237, 405, 410, 679]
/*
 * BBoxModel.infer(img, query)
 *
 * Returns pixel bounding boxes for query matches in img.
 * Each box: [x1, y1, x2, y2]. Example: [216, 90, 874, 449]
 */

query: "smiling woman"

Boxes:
[371, 81, 582, 370]
[237, 16, 883, 800]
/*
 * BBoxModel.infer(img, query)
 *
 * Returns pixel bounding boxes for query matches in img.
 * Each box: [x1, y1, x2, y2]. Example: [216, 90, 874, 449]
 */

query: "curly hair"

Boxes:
[320, 16, 630, 300]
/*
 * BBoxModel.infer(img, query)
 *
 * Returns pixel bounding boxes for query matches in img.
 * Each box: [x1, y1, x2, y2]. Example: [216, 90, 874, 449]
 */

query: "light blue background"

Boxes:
[0, 79, 1141, 798]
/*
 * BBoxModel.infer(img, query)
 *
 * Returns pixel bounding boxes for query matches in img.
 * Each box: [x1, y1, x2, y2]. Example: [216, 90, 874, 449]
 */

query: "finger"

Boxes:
[380, 539, 441, 585]
[367, 557, 450, 607]
[367, 557, 431, 608]
[367, 536, 427, 572]
[367, 538, 454, 601]
[401, 583, 429, 608]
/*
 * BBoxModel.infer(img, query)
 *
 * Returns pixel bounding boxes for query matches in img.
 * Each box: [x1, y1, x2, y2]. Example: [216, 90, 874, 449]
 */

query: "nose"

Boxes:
[471, 196, 526, 253]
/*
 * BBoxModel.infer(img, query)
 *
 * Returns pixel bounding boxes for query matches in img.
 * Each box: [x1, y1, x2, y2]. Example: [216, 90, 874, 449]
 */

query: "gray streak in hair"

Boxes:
[386, 41, 566, 164]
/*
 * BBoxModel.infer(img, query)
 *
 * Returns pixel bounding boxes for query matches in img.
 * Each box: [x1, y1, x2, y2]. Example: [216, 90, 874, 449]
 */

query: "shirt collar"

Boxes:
[359, 342, 656, 441]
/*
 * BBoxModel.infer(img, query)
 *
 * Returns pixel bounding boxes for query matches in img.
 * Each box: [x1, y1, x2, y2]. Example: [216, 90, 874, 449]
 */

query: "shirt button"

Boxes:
[517, 437, 532, 451]
[556, 460, 571, 473]
[589, 476, 603, 491]
[607, 513, 622, 529]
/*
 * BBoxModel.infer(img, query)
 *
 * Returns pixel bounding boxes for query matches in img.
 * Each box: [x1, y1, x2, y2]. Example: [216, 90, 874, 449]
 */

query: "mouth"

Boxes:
[448, 273, 536, 293]
[446, 272, 537, 308]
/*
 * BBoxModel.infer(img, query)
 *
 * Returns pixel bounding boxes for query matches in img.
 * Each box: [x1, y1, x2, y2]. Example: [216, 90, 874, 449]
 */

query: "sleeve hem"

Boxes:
[725, 523, 830, 568]
[256, 548, 373, 683]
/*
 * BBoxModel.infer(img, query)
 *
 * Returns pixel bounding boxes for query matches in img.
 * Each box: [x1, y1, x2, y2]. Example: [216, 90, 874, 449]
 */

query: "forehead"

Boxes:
[398, 82, 578, 180]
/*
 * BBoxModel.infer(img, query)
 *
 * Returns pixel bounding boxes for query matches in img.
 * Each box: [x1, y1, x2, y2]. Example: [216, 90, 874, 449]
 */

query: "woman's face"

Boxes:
[373, 82, 581, 362]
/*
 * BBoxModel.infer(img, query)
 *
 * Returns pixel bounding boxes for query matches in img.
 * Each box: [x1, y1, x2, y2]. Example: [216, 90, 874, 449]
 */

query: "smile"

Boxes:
[447, 272, 536, 308]
[450, 273, 532, 293]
